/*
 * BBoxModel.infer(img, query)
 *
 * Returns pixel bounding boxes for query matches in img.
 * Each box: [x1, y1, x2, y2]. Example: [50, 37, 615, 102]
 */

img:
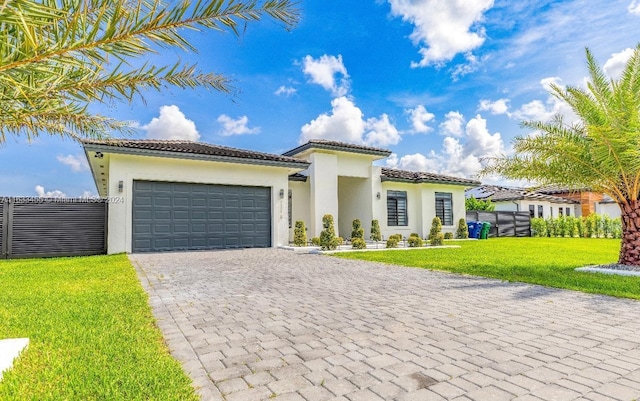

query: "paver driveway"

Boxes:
[130, 249, 640, 401]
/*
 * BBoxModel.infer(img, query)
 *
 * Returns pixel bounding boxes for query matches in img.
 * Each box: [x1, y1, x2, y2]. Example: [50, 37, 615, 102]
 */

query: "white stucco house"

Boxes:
[83, 139, 479, 254]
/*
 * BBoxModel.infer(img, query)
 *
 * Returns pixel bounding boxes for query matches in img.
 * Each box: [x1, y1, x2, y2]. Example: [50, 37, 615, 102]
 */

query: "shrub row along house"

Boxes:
[83, 139, 479, 253]
[466, 185, 620, 219]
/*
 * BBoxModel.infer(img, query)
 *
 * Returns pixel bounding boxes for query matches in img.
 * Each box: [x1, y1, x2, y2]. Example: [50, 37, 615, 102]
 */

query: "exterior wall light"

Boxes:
[118, 181, 124, 193]
[279, 189, 284, 198]
[376, 192, 381, 200]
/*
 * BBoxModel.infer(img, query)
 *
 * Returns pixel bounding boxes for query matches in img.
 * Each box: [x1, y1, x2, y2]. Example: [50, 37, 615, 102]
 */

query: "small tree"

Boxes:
[429, 217, 444, 246]
[456, 218, 469, 239]
[465, 196, 495, 211]
[293, 221, 307, 246]
[370, 219, 382, 242]
[351, 219, 364, 240]
[319, 214, 340, 250]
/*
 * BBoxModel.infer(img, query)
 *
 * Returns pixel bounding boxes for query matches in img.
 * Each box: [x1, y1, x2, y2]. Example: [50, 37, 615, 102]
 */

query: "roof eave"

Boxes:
[283, 142, 391, 158]
[381, 176, 480, 187]
[83, 143, 310, 170]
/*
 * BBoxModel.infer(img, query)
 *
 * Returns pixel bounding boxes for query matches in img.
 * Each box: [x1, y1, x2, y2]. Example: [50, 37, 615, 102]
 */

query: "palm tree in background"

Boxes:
[0, 0, 298, 142]
[484, 45, 640, 265]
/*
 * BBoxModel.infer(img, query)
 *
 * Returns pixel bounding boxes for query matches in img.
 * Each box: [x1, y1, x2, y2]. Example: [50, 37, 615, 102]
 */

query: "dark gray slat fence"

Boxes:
[466, 210, 531, 237]
[1, 198, 108, 258]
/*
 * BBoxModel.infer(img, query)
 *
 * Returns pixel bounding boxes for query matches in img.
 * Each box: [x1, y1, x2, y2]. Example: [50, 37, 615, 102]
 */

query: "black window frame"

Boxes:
[537, 205, 543, 218]
[387, 190, 408, 226]
[529, 205, 535, 218]
[566, 207, 571, 216]
[435, 192, 453, 226]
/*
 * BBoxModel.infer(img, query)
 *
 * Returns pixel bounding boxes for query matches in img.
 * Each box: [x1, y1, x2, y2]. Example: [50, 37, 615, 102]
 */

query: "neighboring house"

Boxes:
[594, 195, 621, 217]
[535, 186, 621, 218]
[466, 185, 579, 218]
[83, 139, 479, 254]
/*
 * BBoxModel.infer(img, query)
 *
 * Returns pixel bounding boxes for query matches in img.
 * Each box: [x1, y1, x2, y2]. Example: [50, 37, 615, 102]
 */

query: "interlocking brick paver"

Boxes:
[131, 249, 640, 401]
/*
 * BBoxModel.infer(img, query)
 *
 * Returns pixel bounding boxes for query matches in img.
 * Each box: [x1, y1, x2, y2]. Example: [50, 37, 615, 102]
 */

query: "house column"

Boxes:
[308, 152, 339, 238]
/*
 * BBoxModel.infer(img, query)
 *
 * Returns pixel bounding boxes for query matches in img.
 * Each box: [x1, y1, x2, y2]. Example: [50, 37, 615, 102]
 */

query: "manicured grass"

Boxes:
[336, 238, 640, 300]
[0, 254, 198, 401]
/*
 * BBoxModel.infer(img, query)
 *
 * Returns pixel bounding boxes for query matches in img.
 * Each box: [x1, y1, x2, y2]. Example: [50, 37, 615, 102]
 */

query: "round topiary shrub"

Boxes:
[386, 236, 399, 248]
[407, 235, 423, 247]
[370, 219, 382, 242]
[430, 233, 444, 246]
[293, 221, 307, 246]
[311, 237, 321, 246]
[320, 214, 338, 250]
[351, 219, 364, 240]
[351, 237, 366, 249]
[456, 218, 469, 239]
[444, 232, 453, 240]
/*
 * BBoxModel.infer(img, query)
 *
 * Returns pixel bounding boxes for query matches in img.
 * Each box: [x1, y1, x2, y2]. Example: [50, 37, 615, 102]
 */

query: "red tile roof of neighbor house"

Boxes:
[381, 168, 481, 186]
[282, 139, 392, 157]
[82, 139, 310, 167]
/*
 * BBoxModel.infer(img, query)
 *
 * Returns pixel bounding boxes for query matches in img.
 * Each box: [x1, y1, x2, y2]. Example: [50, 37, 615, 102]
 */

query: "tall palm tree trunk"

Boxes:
[619, 201, 640, 265]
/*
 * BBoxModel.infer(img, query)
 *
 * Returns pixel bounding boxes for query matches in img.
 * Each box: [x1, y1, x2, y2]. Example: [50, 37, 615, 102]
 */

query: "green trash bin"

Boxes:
[480, 222, 491, 239]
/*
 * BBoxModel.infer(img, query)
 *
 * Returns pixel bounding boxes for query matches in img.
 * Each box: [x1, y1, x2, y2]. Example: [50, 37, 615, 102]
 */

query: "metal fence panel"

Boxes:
[1, 198, 107, 259]
[466, 210, 531, 238]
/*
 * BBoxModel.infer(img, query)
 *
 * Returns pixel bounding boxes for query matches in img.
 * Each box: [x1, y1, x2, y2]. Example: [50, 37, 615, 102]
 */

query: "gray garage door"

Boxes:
[132, 181, 271, 252]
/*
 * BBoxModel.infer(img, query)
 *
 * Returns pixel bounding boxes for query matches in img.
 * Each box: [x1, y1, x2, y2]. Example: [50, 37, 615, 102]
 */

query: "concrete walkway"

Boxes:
[130, 249, 640, 401]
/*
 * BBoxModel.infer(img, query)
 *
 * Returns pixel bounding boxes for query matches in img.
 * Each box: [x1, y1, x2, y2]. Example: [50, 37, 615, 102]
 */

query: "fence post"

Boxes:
[4, 198, 13, 259]
[1, 198, 7, 259]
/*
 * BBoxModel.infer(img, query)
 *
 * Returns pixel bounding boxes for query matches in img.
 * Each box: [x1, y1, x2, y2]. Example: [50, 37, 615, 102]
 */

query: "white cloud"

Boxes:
[364, 114, 401, 147]
[478, 98, 510, 115]
[141, 105, 199, 141]
[302, 54, 349, 96]
[406, 105, 435, 133]
[512, 77, 576, 123]
[57, 154, 89, 172]
[388, 0, 494, 67]
[274, 85, 297, 96]
[540, 76, 562, 91]
[217, 115, 260, 136]
[299, 96, 400, 147]
[439, 111, 465, 137]
[629, 1, 640, 15]
[387, 113, 504, 179]
[603, 48, 634, 79]
[35, 185, 66, 198]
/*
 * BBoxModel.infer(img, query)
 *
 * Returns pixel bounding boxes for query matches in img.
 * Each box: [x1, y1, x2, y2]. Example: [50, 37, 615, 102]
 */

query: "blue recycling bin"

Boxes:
[467, 221, 481, 239]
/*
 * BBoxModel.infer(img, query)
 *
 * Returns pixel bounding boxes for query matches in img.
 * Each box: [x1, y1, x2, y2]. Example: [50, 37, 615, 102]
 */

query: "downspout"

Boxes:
[512, 201, 520, 211]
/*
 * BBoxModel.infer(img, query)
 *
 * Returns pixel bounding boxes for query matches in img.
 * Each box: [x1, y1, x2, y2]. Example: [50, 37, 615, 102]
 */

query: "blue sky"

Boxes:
[2, 0, 640, 197]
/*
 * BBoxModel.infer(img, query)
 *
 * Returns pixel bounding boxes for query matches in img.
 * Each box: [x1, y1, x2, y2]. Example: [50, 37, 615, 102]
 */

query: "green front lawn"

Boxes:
[0, 254, 197, 400]
[336, 238, 640, 300]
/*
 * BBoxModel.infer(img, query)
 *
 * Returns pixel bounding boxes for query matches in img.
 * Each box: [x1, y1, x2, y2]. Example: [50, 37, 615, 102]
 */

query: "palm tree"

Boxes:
[484, 44, 640, 266]
[0, 0, 298, 142]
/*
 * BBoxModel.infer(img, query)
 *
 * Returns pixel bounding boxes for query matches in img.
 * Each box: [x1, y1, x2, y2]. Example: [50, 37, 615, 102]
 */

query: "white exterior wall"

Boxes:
[378, 182, 466, 239]
[421, 184, 466, 237]
[493, 200, 578, 218]
[338, 176, 373, 239]
[596, 202, 621, 218]
[307, 152, 339, 237]
[289, 180, 310, 241]
[105, 153, 292, 254]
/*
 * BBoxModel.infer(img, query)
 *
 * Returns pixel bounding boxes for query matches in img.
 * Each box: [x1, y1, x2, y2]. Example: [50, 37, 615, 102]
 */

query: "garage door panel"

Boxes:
[133, 181, 271, 252]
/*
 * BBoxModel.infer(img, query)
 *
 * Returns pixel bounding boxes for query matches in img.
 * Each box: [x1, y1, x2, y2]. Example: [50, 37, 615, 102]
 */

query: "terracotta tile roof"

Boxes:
[283, 139, 391, 157]
[380, 168, 480, 186]
[82, 139, 310, 167]
[468, 185, 579, 204]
